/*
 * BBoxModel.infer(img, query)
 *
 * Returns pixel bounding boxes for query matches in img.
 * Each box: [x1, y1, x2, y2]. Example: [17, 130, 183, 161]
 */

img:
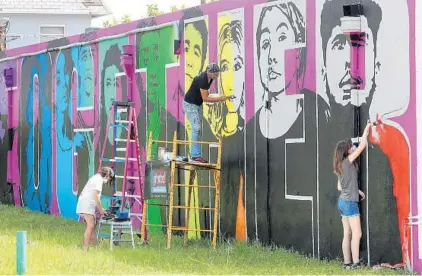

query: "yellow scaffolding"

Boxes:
[142, 131, 222, 248]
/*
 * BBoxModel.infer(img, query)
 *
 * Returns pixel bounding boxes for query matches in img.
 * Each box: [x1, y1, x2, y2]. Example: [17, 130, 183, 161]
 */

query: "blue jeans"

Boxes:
[338, 198, 360, 217]
[183, 101, 202, 157]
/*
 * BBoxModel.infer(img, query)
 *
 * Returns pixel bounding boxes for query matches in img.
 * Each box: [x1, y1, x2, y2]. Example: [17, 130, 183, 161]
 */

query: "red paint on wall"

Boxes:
[235, 173, 246, 241]
[369, 121, 410, 264]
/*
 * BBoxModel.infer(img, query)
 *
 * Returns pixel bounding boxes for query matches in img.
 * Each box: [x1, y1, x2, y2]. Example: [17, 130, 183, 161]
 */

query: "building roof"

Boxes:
[0, 0, 110, 18]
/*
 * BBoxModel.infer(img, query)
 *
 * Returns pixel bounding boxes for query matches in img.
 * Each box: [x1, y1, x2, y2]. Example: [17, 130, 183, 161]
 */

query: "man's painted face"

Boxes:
[78, 46, 94, 108]
[258, 6, 295, 94]
[220, 40, 244, 113]
[325, 17, 376, 107]
[56, 52, 70, 113]
[185, 23, 204, 83]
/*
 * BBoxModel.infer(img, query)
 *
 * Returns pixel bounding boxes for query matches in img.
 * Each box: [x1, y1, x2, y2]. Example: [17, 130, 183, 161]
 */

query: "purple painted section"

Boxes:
[4, 67, 14, 88]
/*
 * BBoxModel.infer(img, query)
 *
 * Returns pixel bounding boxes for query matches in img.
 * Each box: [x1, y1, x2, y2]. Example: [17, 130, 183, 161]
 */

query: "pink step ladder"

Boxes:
[97, 100, 147, 243]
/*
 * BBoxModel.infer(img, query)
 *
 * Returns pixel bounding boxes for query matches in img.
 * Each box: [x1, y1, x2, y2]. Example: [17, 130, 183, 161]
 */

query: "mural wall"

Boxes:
[0, 0, 419, 271]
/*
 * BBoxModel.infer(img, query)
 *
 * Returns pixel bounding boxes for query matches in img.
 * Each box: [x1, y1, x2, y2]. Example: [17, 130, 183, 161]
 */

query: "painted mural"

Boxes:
[0, 0, 419, 272]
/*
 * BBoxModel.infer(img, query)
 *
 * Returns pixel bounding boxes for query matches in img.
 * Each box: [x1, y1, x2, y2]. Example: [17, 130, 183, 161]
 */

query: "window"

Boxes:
[39, 25, 65, 42]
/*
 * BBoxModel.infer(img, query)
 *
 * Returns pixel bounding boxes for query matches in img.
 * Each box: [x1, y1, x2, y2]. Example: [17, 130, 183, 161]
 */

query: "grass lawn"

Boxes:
[0, 204, 412, 275]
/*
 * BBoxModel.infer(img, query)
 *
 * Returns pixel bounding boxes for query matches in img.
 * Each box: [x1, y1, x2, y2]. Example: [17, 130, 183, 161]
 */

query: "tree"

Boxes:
[170, 4, 186, 12]
[102, 14, 131, 27]
[146, 4, 163, 17]
[102, 20, 111, 28]
[121, 14, 131, 23]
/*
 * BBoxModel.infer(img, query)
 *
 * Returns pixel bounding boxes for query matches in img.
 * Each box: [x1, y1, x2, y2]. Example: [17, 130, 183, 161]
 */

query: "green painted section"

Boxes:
[139, 25, 176, 231]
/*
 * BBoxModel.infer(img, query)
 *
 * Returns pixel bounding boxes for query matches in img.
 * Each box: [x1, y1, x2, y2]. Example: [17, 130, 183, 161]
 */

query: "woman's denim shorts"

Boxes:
[338, 198, 360, 217]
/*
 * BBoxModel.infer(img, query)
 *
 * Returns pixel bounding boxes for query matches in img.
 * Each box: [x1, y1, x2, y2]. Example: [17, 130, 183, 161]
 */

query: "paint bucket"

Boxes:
[158, 147, 166, 160]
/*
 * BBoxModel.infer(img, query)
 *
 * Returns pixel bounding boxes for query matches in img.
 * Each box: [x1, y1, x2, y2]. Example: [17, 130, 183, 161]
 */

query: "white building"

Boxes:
[0, 0, 110, 49]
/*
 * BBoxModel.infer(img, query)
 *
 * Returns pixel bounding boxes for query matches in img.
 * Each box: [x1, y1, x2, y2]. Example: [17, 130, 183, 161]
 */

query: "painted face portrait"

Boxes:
[325, 17, 376, 107]
[219, 20, 244, 114]
[257, 5, 296, 95]
[55, 52, 71, 113]
[185, 23, 204, 83]
[77, 46, 94, 108]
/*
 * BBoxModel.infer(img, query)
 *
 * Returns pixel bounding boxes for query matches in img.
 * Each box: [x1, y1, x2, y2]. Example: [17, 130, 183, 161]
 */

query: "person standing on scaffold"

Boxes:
[76, 166, 115, 250]
[183, 63, 233, 163]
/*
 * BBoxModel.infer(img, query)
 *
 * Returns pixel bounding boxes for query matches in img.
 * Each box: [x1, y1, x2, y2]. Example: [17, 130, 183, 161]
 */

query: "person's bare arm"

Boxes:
[348, 122, 372, 163]
[200, 89, 228, 102]
[337, 180, 342, 191]
[93, 191, 105, 214]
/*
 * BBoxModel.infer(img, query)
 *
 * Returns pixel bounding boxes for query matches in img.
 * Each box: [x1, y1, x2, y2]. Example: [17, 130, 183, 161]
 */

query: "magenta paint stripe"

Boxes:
[92, 43, 101, 161]
[10, 59, 21, 206]
[348, 32, 366, 90]
[406, 0, 419, 270]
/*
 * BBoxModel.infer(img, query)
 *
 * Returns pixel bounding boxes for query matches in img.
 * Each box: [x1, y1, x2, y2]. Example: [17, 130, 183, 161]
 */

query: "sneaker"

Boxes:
[192, 157, 208, 163]
[343, 263, 352, 270]
[350, 262, 362, 270]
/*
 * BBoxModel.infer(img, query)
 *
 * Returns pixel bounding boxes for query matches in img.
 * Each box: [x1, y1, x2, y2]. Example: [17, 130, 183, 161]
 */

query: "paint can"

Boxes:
[157, 147, 166, 160]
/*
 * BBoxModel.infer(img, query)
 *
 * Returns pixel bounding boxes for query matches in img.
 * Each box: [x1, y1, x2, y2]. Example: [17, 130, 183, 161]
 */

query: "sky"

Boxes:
[91, 0, 203, 27]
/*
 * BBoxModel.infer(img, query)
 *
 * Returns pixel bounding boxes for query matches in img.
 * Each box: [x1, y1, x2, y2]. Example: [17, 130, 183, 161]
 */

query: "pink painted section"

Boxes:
[304, 0, 316, 93]
[285, 48, 301, 95]
[349, 32, 366, 90]
[401, 0, 419, 271]
[33, 76, 39, 124]
[72, 70, 78, 195]
[50, 54, 60, 216]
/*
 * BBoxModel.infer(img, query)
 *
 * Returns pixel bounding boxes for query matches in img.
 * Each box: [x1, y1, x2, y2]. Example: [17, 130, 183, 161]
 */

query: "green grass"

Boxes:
[0, 204, 411, 275]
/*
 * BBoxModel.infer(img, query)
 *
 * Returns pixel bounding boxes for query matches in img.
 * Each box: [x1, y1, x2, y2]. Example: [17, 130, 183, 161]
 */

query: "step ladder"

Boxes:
[142, 131, 222, 248]
[97, 101, 146, 242]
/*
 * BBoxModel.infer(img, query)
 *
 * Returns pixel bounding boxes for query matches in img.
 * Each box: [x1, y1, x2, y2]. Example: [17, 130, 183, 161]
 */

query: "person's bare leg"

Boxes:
[90, 223, 98, 246]
[82, 214, 95, 250]
[348, 215, 362, 264]
[341, 216, 352, 264]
